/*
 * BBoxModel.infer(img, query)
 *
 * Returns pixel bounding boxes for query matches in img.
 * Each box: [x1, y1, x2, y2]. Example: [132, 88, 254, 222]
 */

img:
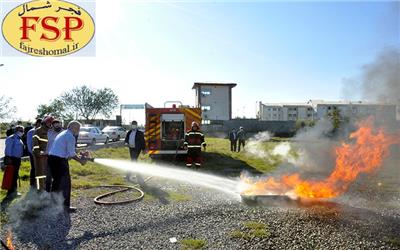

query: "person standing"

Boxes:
[26, 119, 42, 188]
[48, 121, 86, 212]
[6, 124, 15, 137]
[184, 122, 206, 168]
[22, 123, 33, 156]
[237, 126, 246, 152]
[45, 119, 63, 192]
[32, 115, 53, 191]
[124, 121, 145, 181]
[229, 128, 237, 152]
[125, 121, 145, 160]
[3, 125, 24, 199]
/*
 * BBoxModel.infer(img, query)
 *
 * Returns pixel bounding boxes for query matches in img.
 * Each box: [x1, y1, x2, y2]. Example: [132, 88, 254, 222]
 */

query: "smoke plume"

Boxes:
[342, 47, 400, 105]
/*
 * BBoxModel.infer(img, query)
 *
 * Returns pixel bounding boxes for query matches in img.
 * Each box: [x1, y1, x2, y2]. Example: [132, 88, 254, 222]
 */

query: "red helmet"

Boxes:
[43, 115, 54, 126]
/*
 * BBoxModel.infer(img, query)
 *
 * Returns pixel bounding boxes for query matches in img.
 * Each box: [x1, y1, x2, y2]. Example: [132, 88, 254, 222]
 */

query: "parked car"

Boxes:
[78, 126, 109, 145]
[102, 126, 127, 141]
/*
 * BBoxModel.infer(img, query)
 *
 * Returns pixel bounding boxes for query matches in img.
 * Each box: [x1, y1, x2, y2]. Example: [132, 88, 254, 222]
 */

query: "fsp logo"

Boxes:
[2, 0, 95, 57]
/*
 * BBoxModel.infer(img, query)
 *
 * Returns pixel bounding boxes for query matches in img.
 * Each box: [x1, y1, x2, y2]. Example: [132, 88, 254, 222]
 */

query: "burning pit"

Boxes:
[240, 117, 400, 202]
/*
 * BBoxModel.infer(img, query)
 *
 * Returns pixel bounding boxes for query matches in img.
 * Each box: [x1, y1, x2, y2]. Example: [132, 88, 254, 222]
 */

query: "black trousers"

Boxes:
[230, 140, 237, 152]
[129, 148, 141, 161]
[127, 148, 141, 180]
[7, 157, 21, 195]
[48, 155, 71, 207]
[238, 139, 246, 152]
[29, 152, 35, 187]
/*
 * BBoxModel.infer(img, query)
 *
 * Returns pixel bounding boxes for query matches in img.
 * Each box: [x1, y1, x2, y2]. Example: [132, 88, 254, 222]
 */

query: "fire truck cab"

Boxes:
[145, 101, 202, 156]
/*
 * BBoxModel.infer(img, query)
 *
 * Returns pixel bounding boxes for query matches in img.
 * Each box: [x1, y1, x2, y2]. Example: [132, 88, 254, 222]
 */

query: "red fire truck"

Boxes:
[145, 101, 202, 156]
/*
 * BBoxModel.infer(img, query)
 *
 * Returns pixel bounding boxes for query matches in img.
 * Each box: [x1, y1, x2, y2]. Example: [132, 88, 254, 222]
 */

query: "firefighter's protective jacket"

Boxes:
[32, 126, 49, 156]
[184, 130, 206, 149]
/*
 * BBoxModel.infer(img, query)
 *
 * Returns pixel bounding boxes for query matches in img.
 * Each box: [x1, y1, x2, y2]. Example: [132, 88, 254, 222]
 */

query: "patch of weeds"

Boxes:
[243, 221, 266, 230]
[230, 221, 271, 241]
[230, 230, 250, 240]
[180, 238, 207, 250]
[384, 236, 400, 248]
[168, 192, 192, 202]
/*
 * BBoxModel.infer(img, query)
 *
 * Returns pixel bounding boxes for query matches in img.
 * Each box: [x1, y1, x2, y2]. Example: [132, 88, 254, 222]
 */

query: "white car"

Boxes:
[78, 126, 109, 145]
[102, 126, 127, 142]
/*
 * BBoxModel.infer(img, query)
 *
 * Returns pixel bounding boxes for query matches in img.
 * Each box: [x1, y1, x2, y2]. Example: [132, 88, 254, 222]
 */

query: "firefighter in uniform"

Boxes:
[184, 122, 206, 168]
[32, 115, 54, 191]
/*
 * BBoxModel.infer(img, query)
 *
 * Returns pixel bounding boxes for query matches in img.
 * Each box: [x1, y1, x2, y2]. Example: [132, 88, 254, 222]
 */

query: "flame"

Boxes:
[6, 230, 15, 250]
[241, 118, 400, 199]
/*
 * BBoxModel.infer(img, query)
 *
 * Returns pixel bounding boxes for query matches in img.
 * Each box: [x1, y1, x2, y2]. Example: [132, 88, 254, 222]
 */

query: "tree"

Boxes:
[60, 85, 119, 121]
[0, 95, 16, 120]
[36, 98, 74, 120]
[327, 109, 341, 131]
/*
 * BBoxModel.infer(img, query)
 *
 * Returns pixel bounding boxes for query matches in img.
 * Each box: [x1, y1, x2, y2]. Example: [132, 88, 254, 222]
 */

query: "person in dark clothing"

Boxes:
[3, 125, 24, 198]
[229, 128, 237, 152]
[124, 121, 146, 160]
[26, 119, 42, 188]
[22, 123, 33, 156]
[184, 122, 206, 168]
[237, 127, 246, 152]
[6, 124, 15, 137]
[124, 121, 146, 182]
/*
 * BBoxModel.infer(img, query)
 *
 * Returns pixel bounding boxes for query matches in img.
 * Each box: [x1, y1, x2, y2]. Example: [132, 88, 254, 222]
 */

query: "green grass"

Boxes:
[230, 221, 271, 240]
[180, 238, 207, 250]
[203, 138, 283, 175]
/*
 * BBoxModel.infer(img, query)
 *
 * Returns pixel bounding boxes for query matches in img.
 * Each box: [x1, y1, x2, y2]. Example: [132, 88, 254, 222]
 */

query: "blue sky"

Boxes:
[0, 0, 398, 123]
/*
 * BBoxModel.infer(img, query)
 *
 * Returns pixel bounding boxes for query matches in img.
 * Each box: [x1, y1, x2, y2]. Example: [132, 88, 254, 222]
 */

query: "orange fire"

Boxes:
[6, 230, 15, 250]
[241, 118, 400, 199]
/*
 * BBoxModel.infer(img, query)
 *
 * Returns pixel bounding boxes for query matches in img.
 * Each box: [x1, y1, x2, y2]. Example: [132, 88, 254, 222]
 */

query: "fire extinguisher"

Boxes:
[1, 164, 15, 190]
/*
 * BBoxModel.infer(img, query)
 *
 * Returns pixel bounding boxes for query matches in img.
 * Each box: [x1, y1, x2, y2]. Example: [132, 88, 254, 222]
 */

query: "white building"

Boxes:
[193, 82, 237, 123]
[258, 102, 314, 121]
[258, 100, 398, 122]
[308, 100, 397, 121]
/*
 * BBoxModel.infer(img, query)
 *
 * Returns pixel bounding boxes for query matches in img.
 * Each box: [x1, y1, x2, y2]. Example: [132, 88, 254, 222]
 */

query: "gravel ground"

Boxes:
[1, 178, 400, 250]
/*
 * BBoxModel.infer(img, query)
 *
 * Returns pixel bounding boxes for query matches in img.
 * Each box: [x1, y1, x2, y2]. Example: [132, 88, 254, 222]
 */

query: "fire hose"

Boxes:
[93, 176, 152, 205]
[93, 184, 145, 205]
[79, 151, 150, 205]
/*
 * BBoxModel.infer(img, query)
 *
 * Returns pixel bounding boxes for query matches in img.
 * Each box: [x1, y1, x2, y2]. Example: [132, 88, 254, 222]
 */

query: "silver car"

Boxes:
[78, 126, 109, 145]
[102, 126, 127, 142]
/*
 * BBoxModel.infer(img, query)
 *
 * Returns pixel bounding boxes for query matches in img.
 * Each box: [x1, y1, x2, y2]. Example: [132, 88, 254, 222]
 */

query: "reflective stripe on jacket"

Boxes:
[184, 130, 206, 148]
[32, 126, 49, 155]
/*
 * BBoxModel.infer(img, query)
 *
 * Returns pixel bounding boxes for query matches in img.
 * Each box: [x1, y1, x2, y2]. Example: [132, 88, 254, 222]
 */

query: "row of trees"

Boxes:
[0, 85, 119, 123]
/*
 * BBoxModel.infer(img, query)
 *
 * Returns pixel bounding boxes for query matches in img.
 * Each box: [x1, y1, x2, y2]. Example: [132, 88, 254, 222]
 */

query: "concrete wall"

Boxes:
[201, 119, 296, 137]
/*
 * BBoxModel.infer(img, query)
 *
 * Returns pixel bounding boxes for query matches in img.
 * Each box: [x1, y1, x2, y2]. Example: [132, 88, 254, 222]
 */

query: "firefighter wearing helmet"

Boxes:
[183, 121, 206, 168]
[32, 115, 54, 191]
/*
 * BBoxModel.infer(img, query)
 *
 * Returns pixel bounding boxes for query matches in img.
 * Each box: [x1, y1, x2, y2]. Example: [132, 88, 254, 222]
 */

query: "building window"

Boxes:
[201, 105, 211, 111]
[202, 120, 210, 124]
[201, 89, 211, 96]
